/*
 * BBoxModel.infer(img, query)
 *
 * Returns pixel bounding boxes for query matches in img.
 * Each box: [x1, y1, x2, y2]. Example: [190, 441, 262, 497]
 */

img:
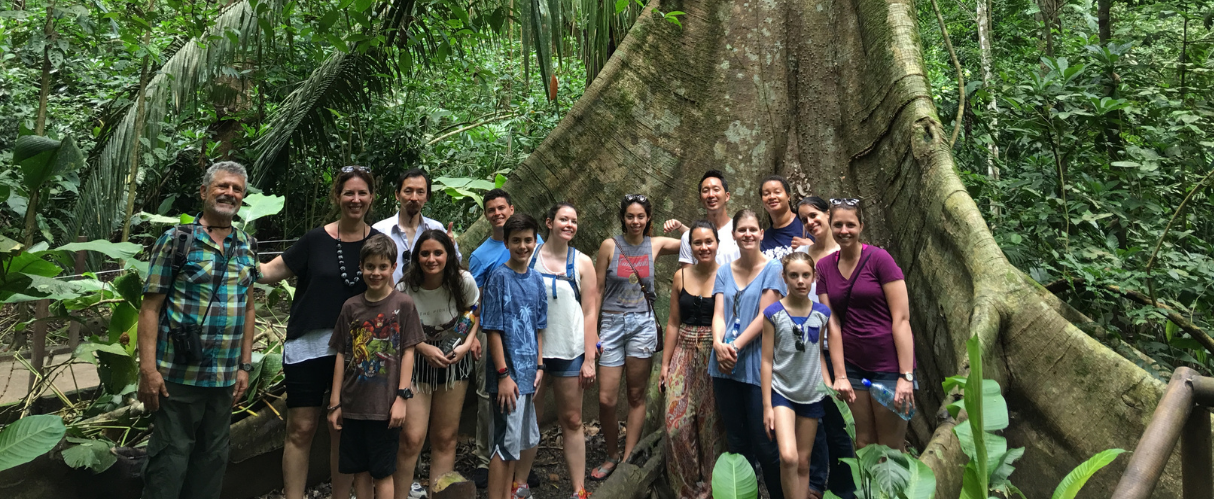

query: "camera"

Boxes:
[169, 324, 204, 363]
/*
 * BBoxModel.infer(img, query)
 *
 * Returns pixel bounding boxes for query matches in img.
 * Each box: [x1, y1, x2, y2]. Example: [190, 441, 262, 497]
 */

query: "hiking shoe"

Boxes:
[513, 482, 532, 498]
[471, 467, 489, 489]
[408, 481, 427, 499]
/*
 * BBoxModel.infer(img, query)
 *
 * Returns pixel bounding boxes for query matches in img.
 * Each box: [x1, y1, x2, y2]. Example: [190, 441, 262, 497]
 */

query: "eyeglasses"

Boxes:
[830, 198, 860, 206]
[794, 320, 811, 352]
[624, 194, 649, 204]
[340, 165, 371, 173]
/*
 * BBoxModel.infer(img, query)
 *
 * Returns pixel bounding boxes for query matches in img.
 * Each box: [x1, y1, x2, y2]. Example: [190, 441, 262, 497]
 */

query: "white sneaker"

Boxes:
[408, 481, 427, 499]
[513, 482, 532, 498]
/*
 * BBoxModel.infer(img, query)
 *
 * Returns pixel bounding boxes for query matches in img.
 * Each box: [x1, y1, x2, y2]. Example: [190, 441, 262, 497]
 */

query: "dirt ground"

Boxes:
[258, 420, 621, 499]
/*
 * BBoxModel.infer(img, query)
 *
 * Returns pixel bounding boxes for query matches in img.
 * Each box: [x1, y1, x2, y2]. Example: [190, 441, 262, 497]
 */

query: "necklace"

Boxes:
[336, 224, 366, 286]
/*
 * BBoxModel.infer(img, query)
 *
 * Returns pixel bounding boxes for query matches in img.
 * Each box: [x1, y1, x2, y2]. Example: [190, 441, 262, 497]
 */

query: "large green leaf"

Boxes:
[711, 452, 758, 499]
[2, 275, 84, 303]
[74, 341, 132, 364]
[105, 302, 139, 343]
[954, 415, 1008, 471]
[0, 234, 23, 255]
[111, 271, 144, 308]
[14, 135, 85, 192]
[7, 251, 64, 278]
[959, 461, 986, 499]
[52, 240, 142, 261]
[97, 350, 139, 395]
[61, 437, 118, 473]
[989, 447, 1025, 490]
[0, 415, 66, 472]
[823, 382, 856, 441]
[961, 335, 988, 493]
[235, 192, 286, 229]
[901, 455, 938, 499]
[1049, 448, 1127, 499]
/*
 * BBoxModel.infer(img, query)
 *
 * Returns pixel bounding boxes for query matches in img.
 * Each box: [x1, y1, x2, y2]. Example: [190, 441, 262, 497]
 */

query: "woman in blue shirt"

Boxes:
[711, 209, 788, 499]
[759, 175, 806, 261]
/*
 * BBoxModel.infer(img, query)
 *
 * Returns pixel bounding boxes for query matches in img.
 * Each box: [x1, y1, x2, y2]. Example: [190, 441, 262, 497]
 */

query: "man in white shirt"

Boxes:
[663, 169, 740, 266]
[371, 168, 461, 285]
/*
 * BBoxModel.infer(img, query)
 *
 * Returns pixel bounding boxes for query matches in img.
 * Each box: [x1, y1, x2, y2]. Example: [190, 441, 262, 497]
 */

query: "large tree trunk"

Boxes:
[459, 0, 1206, 496]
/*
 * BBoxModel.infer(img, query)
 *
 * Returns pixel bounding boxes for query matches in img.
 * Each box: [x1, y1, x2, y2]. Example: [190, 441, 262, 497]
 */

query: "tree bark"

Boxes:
[119, 1, 156, 244]
[977, 0, 1000, 216]
[456, 0, 1202, 496]
[26, 0, 57, 246]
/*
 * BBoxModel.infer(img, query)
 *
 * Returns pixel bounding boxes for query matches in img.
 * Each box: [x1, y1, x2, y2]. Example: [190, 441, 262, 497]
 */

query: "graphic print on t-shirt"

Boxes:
[616, 253, 651, 279]
[350, 311, 402, 381]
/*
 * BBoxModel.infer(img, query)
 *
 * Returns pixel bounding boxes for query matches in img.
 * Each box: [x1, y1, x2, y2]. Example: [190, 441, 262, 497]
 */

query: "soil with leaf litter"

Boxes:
[259, 420, 619, 499]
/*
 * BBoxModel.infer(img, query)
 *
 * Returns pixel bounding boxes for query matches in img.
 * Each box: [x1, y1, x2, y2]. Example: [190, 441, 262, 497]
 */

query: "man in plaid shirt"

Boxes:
[137, 161, 260, 499]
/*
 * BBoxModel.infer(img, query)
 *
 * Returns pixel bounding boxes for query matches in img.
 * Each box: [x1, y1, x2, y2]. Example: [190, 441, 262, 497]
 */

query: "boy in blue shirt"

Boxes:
[481, 213, 548, 499]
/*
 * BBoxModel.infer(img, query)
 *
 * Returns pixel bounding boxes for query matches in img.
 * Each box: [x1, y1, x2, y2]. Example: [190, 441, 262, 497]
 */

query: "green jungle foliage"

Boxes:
[0, 0, 1212, 477]
[918, 0, 1214, 376]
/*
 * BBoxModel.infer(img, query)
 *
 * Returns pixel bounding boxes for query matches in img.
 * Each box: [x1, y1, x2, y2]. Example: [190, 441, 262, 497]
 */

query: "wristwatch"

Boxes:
[497, 367, 510, 379]
[537, 364, 546, 372]
[900, 372, 915, 382]
[397, 388, 414, 400]
[240, 363, 254, 372]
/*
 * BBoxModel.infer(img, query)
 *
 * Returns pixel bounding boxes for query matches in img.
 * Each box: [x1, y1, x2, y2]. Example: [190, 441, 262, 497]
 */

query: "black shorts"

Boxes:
[338, 418, 401, 479]
[283, 356, 336, 408]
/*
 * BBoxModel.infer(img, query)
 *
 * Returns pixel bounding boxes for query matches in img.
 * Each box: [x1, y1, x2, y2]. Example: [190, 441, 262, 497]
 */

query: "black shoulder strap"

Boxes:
[835, 248, 874, 331]
[168, 224, 196, 285]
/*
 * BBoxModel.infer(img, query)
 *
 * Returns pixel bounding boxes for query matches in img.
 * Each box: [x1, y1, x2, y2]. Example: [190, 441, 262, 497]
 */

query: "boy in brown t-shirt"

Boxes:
[328, 234, 424, 498]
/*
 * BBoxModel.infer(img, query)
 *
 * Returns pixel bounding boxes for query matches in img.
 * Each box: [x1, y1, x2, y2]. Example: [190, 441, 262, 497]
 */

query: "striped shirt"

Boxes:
[143, 223, 260, 387]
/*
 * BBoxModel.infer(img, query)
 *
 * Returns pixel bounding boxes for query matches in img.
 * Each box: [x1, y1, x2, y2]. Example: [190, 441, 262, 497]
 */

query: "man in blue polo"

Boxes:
[137, 161, 259, 499]
[467, 189, 542, 488]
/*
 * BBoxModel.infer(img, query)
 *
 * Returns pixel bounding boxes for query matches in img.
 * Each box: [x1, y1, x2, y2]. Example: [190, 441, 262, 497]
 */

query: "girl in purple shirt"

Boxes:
[816, 199, 917, 451]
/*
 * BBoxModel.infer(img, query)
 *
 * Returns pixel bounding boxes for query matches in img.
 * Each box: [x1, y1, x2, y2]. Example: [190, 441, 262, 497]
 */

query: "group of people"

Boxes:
[134, 161, 918, 499]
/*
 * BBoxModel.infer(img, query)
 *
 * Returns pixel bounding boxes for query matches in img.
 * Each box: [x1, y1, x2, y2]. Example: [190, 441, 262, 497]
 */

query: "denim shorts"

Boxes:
[771, 391, 826, 419]
[544, 355, 585, 377]
[845, 361, 919, 391]
[598, 312, 658, 367]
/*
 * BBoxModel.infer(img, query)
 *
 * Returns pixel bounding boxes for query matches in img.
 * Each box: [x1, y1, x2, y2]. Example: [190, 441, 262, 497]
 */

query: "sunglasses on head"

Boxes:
[830, 198, 860, 206]
[340, 165, 371, 173]
[624, 194, 649, 204]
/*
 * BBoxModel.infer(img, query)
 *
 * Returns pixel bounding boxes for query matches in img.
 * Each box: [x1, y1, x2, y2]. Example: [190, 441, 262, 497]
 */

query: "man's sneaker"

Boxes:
[512, 482, 532, 498]
[408, 481, 427, 499]
[527, 470, 540, 488]
[471, 467, 489, 489]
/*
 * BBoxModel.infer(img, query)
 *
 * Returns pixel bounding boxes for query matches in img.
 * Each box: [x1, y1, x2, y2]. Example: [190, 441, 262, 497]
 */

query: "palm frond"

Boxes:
[251, 49, 396, 183]
[71, 0, 279, 242]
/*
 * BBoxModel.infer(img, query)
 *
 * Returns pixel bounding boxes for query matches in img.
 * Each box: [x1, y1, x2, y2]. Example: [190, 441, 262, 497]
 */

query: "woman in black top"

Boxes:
[258, 166, 379, 499]
[660, 220, 724, 499]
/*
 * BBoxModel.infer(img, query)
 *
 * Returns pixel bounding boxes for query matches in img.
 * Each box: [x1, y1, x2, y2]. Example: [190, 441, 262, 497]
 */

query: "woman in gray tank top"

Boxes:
[589, 194, 681, 480]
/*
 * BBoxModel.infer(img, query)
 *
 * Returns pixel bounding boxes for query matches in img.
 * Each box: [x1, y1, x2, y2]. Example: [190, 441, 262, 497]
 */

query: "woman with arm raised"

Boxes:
[257, 166, 380, 499]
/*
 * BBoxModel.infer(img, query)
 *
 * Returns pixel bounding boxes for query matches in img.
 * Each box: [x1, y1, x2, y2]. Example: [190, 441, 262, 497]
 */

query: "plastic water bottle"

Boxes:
[726, 316, 742, 344]
[439, 305, 478, 354]
[863, 378, 915, 421]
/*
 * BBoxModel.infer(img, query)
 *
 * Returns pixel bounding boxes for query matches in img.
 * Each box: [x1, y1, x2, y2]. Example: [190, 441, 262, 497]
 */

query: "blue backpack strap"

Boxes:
[566, 247, 581, 304]
[529, 243, 559, 300]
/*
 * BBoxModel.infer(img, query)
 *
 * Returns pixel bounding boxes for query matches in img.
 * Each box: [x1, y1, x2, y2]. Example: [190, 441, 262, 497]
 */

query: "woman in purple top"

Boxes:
[816, 199, 917, 451]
